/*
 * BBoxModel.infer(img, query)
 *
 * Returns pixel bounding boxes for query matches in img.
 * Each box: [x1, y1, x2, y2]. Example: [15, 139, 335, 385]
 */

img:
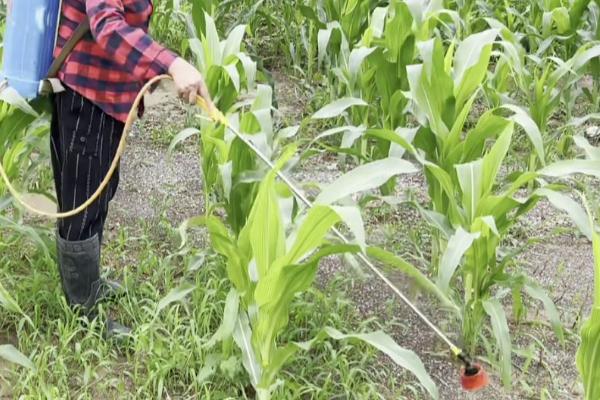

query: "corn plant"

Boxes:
[180, 148, 438, 399]
[169, 13, 276, 234]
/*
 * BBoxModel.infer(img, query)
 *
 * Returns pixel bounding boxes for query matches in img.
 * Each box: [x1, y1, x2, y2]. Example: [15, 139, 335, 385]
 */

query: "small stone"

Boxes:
[585, 125, 600, 138]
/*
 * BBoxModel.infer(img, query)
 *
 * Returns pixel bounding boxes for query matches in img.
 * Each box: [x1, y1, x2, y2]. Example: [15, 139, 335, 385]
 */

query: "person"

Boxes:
[51, 0, 213, 335]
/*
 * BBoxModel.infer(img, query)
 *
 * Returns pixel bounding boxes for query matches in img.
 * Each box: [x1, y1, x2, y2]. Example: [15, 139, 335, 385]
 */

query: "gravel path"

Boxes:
[106, 77, 593, 399]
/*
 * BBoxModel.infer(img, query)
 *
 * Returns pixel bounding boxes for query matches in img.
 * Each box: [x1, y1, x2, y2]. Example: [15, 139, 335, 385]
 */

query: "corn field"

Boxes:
[1, 0, 600, 398]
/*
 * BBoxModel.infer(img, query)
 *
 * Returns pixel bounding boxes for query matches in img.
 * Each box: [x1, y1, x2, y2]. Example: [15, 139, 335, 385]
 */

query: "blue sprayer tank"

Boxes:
[2, 0, 61, 99]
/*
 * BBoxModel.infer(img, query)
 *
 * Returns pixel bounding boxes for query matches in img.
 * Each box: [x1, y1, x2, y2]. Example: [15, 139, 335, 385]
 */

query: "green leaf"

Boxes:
[0, 281, 23, 315]
[315, 158, 418, 205]
[453, 30, 498, 110]
[168, 128, 200, 154]
[483, 298, 512, 388]
[461, 112, 512, 163]
[202, 12, 223, 66]
[0, 87, 39, 116]
[453, 30, 498, 86]
[0, 344, 34, 370]
[577, 308, 600, 400]
[535, 188, 592, 240]
[437, 228, 480, 295]
[481, 121, 513, 195]
[280, 205, 341, 267]
[540, 160, 600, 179]
[156, 283, 195, 315]
[248, 168, 285, 279]
[204, 289, 240, 349]
[312, 97, 368, 119]
[524, 283, 564, 343]
[367, 247, 458, 313]
[456, 159, 484, 223]
[501, 105, 545, 163]
[223, 25, 247, 59]
[233, 311, 262, 387]
[332, 206, 366, 250]
[349, 47, 376, 79]
[302, 328, 439, 399]
[407, 54, 450, 137]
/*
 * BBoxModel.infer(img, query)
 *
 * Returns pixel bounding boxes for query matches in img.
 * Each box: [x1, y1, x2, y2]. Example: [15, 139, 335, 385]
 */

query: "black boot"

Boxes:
[56, 232, 130, 337]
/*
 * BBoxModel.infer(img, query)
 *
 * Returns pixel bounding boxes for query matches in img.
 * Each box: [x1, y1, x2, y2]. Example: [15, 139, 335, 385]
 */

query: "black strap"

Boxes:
[47, 19, 91, 79]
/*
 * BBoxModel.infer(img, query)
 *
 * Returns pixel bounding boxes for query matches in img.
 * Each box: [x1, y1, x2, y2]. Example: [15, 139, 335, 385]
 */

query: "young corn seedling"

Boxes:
[181, 148, 439, 399]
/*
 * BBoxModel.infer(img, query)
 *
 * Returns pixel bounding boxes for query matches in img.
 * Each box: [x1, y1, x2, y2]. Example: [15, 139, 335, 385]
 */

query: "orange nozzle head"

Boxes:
[460, 363, 489, 391]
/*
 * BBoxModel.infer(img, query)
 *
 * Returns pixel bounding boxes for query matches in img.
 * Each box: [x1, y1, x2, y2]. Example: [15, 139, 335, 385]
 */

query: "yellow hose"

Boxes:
[0, 74, 224, 219]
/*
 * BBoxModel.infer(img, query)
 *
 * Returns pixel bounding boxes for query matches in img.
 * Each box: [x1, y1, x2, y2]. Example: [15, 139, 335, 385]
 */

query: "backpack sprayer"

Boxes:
[0, 0, 490, 392]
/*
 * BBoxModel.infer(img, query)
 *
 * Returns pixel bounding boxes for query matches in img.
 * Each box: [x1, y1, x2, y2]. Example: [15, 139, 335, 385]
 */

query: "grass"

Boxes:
[0, 208, 416, 399]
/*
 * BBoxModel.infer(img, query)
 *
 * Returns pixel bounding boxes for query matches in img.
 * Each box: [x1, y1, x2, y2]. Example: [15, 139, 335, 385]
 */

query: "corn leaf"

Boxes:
[535, 188, 592, 240]
[248, 168, 285, 279]
[407, 39, 451, 137]
[331, 205, 366, 250]
[501, 105, 545, 164]
[456, 159, 484, 223]
[453, 29, 498, 110]
[483, 298, 512, 388]
[233, 311, 262, 387]
[540, 160, 600, 179]
[481, 121, 513, 195]
[254, 245, 356, 371]
[573, 135, 600, 160]
[524, 283, 564, 343]
[453, 29, 498, 87]
[312, 97, 368, 119]
[168, 128, 200, 155]
[282, 205, 341, 265]
[293, 327, 439, 399]
[315, 158, 418, 205]
[577, 305, 600, 400]
[437, 228, 480, 295]
[367, 246, 458, 313]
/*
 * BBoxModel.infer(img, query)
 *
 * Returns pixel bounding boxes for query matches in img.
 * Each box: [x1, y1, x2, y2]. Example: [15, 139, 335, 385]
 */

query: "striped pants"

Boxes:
[50, 87, 124, 242]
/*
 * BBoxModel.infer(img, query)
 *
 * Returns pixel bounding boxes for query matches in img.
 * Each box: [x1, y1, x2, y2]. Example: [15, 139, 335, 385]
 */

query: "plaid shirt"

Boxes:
[54, 0, 177, 123]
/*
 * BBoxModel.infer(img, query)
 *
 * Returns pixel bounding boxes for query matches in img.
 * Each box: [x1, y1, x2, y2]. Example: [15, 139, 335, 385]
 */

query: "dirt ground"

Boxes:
[105, 76, 593, 399]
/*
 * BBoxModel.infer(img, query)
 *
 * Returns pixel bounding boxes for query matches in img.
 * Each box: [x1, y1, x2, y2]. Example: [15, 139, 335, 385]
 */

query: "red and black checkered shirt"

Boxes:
[54, 0, 177, 123]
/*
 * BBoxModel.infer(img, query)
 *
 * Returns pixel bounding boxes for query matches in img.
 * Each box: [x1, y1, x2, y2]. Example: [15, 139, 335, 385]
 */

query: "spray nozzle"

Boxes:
[457, 352, 489, 391]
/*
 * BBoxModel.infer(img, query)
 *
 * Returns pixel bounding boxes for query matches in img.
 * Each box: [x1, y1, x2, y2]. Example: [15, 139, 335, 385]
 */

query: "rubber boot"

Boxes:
[56, 232, 131, 338]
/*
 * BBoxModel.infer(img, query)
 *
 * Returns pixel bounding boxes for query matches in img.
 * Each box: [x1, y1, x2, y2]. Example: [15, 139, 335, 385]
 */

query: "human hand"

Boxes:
[168, 57, 215, 110]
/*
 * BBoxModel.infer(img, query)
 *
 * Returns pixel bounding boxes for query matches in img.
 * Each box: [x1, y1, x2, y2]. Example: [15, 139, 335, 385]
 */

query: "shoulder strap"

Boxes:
[47, 19, 91, 79]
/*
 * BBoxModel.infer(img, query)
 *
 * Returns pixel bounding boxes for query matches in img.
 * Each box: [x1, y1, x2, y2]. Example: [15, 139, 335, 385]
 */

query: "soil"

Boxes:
[103, 75, 592, 399]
